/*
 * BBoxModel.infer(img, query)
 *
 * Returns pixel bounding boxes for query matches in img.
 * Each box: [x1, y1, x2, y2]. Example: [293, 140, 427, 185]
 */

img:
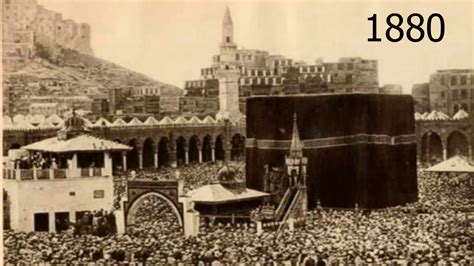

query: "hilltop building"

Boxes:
[412, 69, 474, 115]
[2, 0, 93, 71]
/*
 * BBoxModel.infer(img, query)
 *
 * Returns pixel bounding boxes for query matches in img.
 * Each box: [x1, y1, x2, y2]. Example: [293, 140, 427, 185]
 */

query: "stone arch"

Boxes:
[176, 136, 187, 166]
[142, 138, 155, 169]
[126, 192, 183, 228]
[127, 139, 140, 170]
[158, 137, 170, 167]
[188, 135, 200, 163]
[231, 133, 245, 161]
[215, 135, 225, 161]
[202, 135, 213, 162]
[10, 143, 21, 150]
[427, 132, 443, 163]
[447, 130, 469, 158]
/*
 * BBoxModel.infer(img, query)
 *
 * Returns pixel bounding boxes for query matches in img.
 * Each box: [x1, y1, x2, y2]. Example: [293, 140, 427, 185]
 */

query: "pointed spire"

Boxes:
[290, 112, 303, 157]
[223, 6, 233, 26]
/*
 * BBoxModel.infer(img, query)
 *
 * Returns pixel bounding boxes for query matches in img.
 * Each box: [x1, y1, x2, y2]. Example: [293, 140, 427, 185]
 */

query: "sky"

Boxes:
[38, 0, 473, 93]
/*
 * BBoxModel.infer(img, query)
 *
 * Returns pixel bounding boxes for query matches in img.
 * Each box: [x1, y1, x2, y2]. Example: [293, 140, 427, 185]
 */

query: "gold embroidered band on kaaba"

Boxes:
[246, 134, 416, 150]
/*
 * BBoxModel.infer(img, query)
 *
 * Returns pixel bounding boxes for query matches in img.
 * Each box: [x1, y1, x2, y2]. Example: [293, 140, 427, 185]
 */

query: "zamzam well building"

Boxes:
[181, 8, 379, 115]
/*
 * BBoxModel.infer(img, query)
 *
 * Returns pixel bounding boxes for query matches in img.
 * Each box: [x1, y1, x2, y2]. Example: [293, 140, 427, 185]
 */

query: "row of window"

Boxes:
[133, 88, 160, 96]
[439, 74, 474, 86]
[440, 89, 471, 99]
[299, 66, 325, 73]
[239, 77, 284, 86]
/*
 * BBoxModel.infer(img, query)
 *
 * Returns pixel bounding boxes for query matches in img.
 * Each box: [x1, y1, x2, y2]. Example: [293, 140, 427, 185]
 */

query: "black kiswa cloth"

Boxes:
[245, 94, 418, 209]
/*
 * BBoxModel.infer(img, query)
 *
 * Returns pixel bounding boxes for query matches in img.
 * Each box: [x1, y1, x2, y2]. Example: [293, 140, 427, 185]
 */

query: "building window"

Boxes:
[440, 76, 446, 86]
[337, 64, 343, 70]
[461, 89, 468, 98]
[440, 91, 445, 98]
[236, 54, 240, 60]
[69, 192, 75, 196]
[450, 76, 457, 86]
[347, 63, 354, 70]
[226, 36, 230, 43]
[452, 90, 459, 100]
[345, 74, 353, 83]
[460, 75, 467, 85]
[93, 190, 104, 199]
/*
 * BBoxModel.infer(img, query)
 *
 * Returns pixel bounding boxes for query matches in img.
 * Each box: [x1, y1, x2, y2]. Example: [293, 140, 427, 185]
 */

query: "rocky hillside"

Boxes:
[5, 46, 183, 98]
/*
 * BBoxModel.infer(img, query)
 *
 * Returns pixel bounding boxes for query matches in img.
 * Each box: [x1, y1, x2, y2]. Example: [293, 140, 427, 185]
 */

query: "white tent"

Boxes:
[426, 110, 450, 121]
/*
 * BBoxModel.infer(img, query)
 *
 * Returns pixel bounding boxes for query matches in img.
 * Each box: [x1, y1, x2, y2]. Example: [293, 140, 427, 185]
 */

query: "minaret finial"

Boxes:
[290, 112, 303, 157]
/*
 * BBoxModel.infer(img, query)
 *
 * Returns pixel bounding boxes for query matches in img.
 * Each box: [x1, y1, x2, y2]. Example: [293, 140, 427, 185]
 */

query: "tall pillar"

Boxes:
[426, 132, 431, 162]
[49, 212, 55, 233]
[224, 143, 231, 162]
[469, 145, 472, 160]
[70, 211, 76, 223]
[169, 143, 177, 168]
[153, 143, 158, 169]
[211, 142, 216, 162]
[443, 148, 447, 161]
[121, 151, 127, 171]
[137, 145, 143, 169]
[185, 149, 189, 165]
[198, 144, 203, 163]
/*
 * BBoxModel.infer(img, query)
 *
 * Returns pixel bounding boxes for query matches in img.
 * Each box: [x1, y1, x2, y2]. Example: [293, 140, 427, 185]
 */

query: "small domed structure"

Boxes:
[57, 109, 90, 140]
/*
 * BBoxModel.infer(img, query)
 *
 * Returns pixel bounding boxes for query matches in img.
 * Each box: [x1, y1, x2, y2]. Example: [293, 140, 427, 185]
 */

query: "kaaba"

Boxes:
[246, 94, 418, 209]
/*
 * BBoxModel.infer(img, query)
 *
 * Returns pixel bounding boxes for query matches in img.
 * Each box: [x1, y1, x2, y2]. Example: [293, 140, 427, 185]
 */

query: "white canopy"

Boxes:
[186, 183, 269, 204]
[452, 109, 469, 120]
[93, 117, 112, 127]
[112, 118, 127, 126]
[425, 155, 474, 173]
[159, 116, 174, 125]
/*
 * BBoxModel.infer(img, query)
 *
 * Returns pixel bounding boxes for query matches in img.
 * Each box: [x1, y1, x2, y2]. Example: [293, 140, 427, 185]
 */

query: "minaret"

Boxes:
[222, 7, 234, 45]
[215, 7, 242, 124]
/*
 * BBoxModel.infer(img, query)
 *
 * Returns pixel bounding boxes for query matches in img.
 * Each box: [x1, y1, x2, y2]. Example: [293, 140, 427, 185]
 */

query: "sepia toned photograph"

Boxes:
[1, 0, 473, 265]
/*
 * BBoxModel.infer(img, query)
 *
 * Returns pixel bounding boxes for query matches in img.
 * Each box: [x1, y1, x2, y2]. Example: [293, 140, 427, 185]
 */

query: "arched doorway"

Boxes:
[142, 138, 155, 169]
[231, 134, 244, 161]
[3, 189, 10, 230]
[188, 136, 200, 163]
[215, 135, 225, 161]
[176, 136, 186, 166]
[126, 192, 183, 230]
[202, 135, 213, 162]
[447, 131, 469, 158]
[427, 132, 443, 163]
[158, 137, 170, 167]
[10, 143, 20, 150]
[127, 139, 140, 170]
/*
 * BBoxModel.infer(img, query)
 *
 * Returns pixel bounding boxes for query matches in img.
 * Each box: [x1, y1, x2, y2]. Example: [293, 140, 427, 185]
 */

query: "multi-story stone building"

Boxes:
[412, 69, 474, 116]
[412, 83, 430, 113]
[181, 8, 379, 115]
